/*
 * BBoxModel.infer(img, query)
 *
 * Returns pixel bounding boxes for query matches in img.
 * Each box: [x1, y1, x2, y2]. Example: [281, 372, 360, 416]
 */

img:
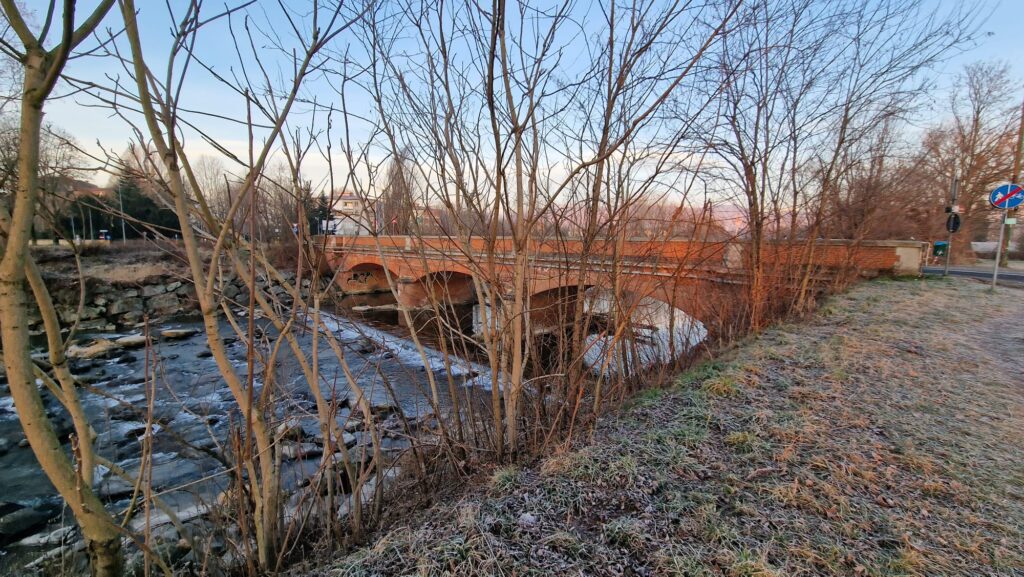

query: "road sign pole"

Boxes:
[944, 174, 958, 276]
[993, 204, 1008, 288]
[986, 183, 1024, 287]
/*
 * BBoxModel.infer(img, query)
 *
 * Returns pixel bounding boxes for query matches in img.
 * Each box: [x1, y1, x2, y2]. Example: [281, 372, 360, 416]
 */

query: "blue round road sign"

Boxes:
[989, 184, 1024, 209]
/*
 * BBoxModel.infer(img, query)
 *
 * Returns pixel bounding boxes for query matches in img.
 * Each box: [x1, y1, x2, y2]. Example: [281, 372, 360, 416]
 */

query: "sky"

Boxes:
[15, 0, 1024, 187]
[933, 1, 1024, 89]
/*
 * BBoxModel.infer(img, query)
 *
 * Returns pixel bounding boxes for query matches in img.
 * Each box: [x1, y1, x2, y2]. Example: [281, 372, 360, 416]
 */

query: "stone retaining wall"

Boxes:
[29, 272, 321, 334]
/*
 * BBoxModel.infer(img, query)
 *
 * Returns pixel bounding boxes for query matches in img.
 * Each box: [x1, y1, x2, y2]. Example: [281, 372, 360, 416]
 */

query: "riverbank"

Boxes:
[313, 277, 1024, 576]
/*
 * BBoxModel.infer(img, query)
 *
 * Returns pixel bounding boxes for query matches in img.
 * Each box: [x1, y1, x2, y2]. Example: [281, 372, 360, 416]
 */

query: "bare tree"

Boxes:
[378, 148, 417, 235]
[0, 2, 122, 575]
[703, 0, 977, 326]
[916, 62, 1019, 263]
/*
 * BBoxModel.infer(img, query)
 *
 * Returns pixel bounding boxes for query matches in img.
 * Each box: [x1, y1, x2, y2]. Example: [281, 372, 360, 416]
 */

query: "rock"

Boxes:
[73, 372, 106, 385]
[165, 281, 183, 292]
[146, 292, 181, 314]
[98, 458, 202, 498]
[107, 374, 145, 387]
[196, 349, 213, 359]
[161, 327, 198, 340]
[115, 333, 148, 348]
[0, 502, 21, 517]
[120, 311, 144, 325]
[68, 358, 97, 372]
[0, 504, 57, 546]
[280, 442, 322, 460]
[107, 297, 143, 315]
[114, 353, 136, 364]
[58, 305, 104, 323]
[48, 415, 74, 441]
[222, 283, 240, 300]
[95, 422, 143, 451]
[275, 417, 310, 441]
[76, 319, 114, 332]
[140, 284, 166, 298]
[371, 403, 401, 418]
[18, 437, 29, 448]
[106, 404, 142, 422]
[0, 437, 10, 456]
[67, 339, 119, 359]
[341, 432, 357, 448]
[15, 525, 75, 547]
[30, 353, 52, 371]
[325, 453, 375, 493]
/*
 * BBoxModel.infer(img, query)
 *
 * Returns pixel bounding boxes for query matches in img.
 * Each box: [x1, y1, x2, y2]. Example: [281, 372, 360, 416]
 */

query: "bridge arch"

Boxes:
[525, 281, 709, 372]
[526, 283, 596, 334]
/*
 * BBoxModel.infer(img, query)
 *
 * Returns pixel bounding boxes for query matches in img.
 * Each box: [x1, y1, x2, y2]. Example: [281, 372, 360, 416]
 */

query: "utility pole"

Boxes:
[1000, 98, 1024, 267]
[943, 173, 958, 277]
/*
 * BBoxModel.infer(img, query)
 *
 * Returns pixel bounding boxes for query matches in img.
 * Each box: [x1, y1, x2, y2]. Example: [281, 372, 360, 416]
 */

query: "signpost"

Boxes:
[943, 175, 958, 276]
[989, 184, 1024, 210]
[945, 213, 960, 233]
[989, 183, 1024, 287]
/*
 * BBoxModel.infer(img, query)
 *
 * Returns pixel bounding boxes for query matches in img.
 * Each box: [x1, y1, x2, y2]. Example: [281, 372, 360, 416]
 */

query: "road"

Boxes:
[922, 265, 1024, 283]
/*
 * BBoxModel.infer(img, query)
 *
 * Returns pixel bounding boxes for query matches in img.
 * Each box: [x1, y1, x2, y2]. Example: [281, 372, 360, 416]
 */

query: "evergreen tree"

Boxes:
[109, 175, 181, 239]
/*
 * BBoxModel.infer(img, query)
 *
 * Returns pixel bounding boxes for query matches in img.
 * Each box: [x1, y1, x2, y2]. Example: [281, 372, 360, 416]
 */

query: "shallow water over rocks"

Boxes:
[0, 306, 478, 573]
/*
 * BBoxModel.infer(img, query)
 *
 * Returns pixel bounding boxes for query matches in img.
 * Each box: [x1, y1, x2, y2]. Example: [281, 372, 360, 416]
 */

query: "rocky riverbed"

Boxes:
[0, 304, 482, 575]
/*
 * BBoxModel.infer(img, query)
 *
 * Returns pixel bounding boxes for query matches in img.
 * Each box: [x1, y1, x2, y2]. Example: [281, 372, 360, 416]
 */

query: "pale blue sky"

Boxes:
[18, 0, 1024, 186]
[938, 0, 1024, 88]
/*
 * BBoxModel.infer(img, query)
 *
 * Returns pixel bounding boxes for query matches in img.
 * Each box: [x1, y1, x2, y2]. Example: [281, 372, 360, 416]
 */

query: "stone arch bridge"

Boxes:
[314, 236, 925, 330]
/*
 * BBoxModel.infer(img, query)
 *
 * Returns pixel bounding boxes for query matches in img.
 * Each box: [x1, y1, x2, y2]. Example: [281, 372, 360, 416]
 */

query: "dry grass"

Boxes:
[32, 241, 189, 283]
[88, 262, 178, 283]
[313, 277, 1024, 577]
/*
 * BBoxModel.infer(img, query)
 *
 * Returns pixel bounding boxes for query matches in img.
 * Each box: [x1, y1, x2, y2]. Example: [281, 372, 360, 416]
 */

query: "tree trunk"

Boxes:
[0, 56, 123, 577]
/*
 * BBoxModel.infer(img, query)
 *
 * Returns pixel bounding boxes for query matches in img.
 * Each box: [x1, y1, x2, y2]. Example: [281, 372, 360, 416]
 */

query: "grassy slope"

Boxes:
[321, 278, 1024, 577]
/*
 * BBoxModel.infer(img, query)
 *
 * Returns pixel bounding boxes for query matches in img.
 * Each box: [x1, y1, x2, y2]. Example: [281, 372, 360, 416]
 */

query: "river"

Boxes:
[0, 289, 705, 572]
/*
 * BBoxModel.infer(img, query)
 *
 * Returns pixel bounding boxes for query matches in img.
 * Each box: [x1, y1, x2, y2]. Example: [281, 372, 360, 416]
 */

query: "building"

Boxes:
[320, 193, 373, 235]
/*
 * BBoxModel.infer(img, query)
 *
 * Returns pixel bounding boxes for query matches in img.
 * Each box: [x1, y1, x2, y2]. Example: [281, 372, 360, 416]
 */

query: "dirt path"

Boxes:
[318, 277, 1023, 577]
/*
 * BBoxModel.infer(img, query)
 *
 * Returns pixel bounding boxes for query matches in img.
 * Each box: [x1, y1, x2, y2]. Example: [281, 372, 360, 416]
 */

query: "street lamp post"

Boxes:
[118, 187, 127, 243]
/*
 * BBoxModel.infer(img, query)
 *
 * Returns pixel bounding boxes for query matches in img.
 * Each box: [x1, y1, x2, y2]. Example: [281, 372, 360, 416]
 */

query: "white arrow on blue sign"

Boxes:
[989, 183, 1024, 209]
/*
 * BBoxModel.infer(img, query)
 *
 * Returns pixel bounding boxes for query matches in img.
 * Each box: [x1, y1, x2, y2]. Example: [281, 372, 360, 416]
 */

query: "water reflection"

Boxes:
[580, 288, 707, 376]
